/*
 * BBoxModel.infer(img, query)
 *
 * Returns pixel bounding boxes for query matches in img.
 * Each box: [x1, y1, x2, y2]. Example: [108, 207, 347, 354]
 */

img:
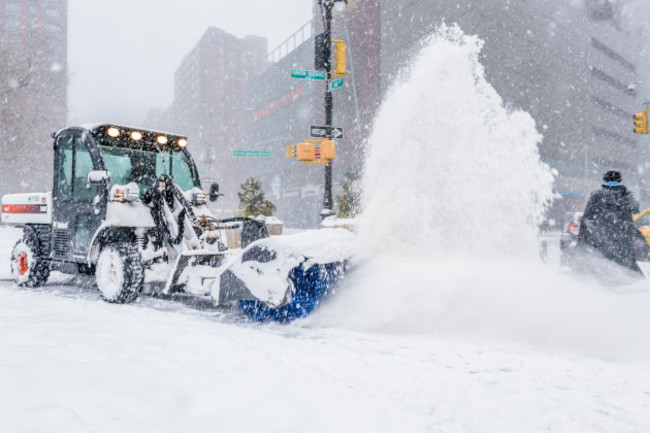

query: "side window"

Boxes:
[72, 138, 96, 201]
[155, 152, 170, 180]
[55, 136, 73, 201]
[102, 148, 133, 186]
[170, 151, 194, 191]
[156, 151, 195, 191]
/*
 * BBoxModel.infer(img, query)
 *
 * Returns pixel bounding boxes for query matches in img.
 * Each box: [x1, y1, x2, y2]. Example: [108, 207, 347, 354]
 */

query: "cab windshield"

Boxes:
[97, 137, 199, 195]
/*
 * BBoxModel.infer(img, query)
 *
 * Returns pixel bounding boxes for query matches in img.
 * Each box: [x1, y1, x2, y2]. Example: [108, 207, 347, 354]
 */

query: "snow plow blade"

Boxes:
[164, 217, 270, 296]
[168, 228, 356, 322]
[165, 251, 229, 295]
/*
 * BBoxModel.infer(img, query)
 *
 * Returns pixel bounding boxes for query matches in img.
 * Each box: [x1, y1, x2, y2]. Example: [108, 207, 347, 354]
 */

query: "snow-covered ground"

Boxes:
[2, 229, 650, 433]
[2, 26, 650, 432]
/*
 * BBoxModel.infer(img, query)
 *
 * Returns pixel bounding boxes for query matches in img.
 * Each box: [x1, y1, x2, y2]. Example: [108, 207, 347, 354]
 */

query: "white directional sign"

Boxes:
[310, 125, 343, 139]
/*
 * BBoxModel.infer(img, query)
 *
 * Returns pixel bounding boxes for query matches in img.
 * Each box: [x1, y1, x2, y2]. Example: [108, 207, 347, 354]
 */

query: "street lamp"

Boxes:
[317, 0, 347, 219]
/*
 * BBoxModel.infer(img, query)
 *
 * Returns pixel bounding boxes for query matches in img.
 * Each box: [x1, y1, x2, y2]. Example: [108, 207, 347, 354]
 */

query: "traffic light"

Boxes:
[314, 33, 331, 71]
[634, 110, 649, 134]
[320, 139, 336, 160]
[297, 142, 316, 161]
[331, 40, 346, 77]
[286, 143, 296, 159]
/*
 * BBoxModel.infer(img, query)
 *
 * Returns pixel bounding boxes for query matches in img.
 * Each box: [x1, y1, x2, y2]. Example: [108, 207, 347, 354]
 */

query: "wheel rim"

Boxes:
[96, 248, 125, 300]
[15, 252, 29, 276]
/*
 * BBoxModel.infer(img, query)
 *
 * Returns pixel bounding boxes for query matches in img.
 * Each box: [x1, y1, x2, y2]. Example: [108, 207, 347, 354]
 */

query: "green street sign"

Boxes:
[330, 77, 344, 90]
[232, 150, 272, 157]
[291, 69, 326, 81]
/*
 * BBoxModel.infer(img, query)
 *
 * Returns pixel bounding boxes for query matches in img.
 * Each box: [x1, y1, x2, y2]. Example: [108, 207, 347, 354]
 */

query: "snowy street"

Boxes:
[2, 1, 650, 431]
[2, 225, 650, 433]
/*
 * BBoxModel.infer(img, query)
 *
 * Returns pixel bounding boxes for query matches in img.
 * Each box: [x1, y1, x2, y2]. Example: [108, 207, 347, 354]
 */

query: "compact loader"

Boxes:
[1, 125, 352, 322]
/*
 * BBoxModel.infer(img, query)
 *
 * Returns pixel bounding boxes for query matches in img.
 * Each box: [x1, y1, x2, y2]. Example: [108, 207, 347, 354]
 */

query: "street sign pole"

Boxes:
[321, 1, 335, 219]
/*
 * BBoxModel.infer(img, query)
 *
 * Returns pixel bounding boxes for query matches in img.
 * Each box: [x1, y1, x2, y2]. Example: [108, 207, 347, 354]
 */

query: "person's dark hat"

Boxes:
[603, 170, 622, 183]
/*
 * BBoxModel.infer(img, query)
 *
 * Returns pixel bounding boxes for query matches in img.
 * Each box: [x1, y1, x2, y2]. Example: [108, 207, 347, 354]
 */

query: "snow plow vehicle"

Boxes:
[1, 125, 353, 322]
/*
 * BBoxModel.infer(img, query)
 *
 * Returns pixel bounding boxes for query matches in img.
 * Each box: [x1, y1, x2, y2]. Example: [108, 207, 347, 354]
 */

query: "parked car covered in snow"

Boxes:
[633, 208, 650, 261]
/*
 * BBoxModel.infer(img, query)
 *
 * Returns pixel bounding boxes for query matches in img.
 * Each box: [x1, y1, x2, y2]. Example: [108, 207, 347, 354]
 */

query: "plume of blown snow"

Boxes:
[304, 24, 650, 361]
[357, 24, 554, 260]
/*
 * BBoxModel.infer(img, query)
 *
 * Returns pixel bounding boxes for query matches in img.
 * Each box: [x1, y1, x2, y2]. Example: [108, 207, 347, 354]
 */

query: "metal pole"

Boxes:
[321, 2, 334, 219]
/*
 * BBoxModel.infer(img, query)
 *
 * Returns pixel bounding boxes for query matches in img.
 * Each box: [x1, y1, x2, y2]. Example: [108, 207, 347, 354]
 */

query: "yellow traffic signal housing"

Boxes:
[297, 142, 316, 161]
[634, 110, 649, 134]
[320, 139, 336, 160]
[331, 40, 346, 77]
[286, 143, 296, 159]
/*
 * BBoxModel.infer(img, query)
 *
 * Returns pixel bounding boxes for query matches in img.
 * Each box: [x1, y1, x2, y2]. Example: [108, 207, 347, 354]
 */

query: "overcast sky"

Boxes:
[67, 0, 313, 126]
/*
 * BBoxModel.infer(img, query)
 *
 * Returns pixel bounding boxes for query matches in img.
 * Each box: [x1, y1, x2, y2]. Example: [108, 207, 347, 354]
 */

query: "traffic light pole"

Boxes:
[321, 1, 335, 219]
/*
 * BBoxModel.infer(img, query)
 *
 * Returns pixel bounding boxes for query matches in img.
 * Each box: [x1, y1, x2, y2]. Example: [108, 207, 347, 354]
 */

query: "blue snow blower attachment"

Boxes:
[237, 261, 348, 323]
[212, 229, 355, 323]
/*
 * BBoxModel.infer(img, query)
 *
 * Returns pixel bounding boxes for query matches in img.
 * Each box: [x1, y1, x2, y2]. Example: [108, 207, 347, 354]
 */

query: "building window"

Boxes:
[591, 67, 635, 97]
[46, 9, 61, 19]
[5, 17, 21, 31]
[591, 96, 630, 119]
[586, 0, 614, 21]
[45, 24, 62, 34]
[591, 38, 635, 72]
[5, 2, 21, 15]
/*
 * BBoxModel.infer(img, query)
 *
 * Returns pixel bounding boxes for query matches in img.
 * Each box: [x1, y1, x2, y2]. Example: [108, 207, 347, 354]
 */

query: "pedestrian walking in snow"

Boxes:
[572, 170, 644, 281]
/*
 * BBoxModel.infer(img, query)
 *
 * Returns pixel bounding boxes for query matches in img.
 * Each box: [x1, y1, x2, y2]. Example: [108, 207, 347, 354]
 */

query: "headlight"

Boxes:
[191, 191, 206, 206]
[109, 183, 140, 202]
[183, 187, 207, 206]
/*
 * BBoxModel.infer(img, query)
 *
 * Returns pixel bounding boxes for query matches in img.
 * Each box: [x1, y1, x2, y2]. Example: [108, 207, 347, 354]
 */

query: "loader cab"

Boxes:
[52, 128, 107, 262]
[51, 125, 201, 264]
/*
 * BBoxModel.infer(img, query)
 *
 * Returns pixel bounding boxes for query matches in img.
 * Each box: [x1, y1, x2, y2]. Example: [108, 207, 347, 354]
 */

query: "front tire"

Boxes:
[11, 237, 50, 288]
[95, 244, 144, 303]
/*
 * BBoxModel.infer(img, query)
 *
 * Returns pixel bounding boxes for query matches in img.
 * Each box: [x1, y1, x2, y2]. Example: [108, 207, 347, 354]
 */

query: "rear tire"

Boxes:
[11, 237, 50, 288]
[95, 243, 144, 303]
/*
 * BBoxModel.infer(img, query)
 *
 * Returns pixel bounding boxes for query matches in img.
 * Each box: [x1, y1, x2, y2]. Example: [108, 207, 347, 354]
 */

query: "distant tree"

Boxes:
[238, 177, 276, 217]
[336, 169, 361, 218]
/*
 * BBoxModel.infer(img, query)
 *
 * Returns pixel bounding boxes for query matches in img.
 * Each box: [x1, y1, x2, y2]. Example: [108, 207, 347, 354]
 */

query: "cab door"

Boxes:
[52, 131, 106, 261]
